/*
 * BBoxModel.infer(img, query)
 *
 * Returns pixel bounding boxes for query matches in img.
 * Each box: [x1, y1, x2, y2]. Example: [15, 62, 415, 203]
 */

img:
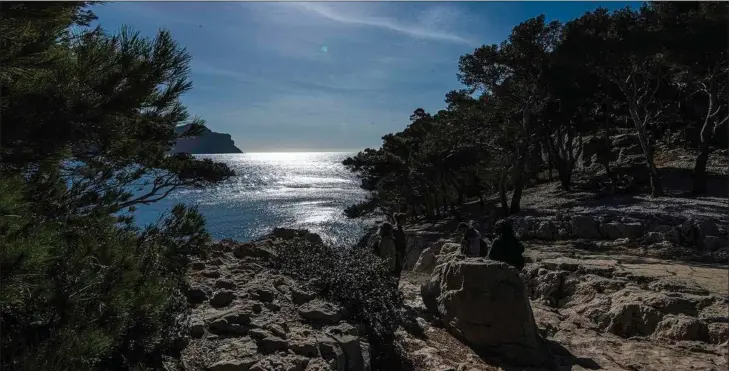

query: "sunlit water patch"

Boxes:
[132, 152, 374, 247]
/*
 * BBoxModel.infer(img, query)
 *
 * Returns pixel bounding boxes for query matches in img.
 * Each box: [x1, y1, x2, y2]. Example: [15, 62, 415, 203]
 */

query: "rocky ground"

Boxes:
[396, 239, 728, 371]
[178, 234, 371, 371]
[389, 144, 728, 371]
[174, 142, 727, 371]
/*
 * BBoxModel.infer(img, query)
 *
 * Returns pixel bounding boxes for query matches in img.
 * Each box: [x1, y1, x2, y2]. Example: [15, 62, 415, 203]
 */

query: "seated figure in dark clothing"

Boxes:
[487, 219, 525, 269]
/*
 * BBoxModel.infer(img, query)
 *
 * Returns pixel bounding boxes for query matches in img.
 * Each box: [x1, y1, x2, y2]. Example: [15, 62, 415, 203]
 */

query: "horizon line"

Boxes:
[200, 150, 367, 154]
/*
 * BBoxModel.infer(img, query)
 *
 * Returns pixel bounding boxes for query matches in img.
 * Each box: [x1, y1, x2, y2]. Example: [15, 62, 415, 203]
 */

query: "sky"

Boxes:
[92, 1, 638, 152]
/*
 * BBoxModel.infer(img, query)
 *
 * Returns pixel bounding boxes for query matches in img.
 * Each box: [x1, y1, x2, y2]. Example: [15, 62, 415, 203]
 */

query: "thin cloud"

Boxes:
[294, 3, 473, 45]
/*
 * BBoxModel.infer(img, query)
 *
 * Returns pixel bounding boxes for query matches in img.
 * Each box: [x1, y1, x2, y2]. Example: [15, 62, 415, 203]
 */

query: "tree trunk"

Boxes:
[629, 108, 664, 197]
[692, 142, 711, 194]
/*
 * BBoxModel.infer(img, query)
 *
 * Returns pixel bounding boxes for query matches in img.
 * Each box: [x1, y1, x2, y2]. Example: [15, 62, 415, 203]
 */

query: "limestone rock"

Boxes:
[304, 358, 333, 371]
[202, 269, 222, 279]
[215, 279, 236, 290]
[257, 336, 288, 354]
[698, 300, 729, 323]
[271, 227, 302, 239]
[697, 219, 721, 240]
[289, 338, 319, 357]
[298, 300, 341, 325]
[291, 287, 316, 305]
[708, 322, 729, 344]
[266, 324, 287, 339]
[249, 355, 309, 371]
[421, 259, 552, 367]
[190, 318, 205, 338]
[421, 251, 462, 314]
[653, 315, 709, 342]
[186, 286, 209, 304]
[571, 216, 601, 239]
[234, 242, 276, 260]
[318, 339, 346, 370]
[211, 290, 236, 308]
[325, 325, 364, 371]
[534, 221, 555, 241]
[208, 358, 257, 371]
[648, 278, 710, 296]
[605, 303, 664, 337]
[250, 287, 276, 303]
[207, 307, 252, 335]
[643, 232, 663, 244]
[704, 235, 728, 251]
[599, 222, 643, 240]
[326, 323, 358, 337]
[413, 248, 436, 273]
[248, 328, 271, 341]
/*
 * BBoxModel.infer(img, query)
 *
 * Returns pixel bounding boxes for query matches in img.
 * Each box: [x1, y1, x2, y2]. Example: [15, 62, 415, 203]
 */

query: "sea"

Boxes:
[133, 152, 376, 247]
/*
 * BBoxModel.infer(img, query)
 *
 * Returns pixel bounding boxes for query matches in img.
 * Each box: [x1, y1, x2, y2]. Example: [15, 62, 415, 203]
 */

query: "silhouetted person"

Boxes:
[373, 222, 400, 280]
[488, 220, 525, 269]
[393, 213, 407, 280]
[457, 221, 483, 257]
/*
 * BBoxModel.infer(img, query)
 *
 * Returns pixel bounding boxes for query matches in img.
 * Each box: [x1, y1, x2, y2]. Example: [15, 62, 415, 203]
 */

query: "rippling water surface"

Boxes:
[133, 152, 372, 247]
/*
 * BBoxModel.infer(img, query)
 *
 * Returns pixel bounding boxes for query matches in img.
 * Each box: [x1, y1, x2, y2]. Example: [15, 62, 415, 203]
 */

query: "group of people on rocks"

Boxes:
[370, 213, 525, 283]
[456, 219, 525, 269]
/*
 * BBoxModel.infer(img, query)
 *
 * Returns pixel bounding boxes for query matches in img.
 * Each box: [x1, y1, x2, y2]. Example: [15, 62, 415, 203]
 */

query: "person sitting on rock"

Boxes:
[373, 222, 399, 278]
[393, 213, 407, 279]
[488, 219, 525, 269]
[457, 221, 483, 257]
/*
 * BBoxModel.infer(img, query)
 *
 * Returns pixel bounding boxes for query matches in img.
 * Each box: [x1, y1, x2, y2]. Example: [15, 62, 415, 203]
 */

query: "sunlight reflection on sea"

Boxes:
[133, 152, 374, 247]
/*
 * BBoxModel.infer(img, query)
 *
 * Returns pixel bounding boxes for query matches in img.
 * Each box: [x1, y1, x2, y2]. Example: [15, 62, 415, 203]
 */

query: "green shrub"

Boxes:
[0, 177, 210, 370]
[271, 236, 412, 371]
[0, 3, 232, 369]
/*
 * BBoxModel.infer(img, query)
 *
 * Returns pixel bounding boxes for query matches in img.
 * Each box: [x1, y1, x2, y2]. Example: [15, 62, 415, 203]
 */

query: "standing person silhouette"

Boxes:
[392, 213, 407, 281]
[373, 222, 400, 282]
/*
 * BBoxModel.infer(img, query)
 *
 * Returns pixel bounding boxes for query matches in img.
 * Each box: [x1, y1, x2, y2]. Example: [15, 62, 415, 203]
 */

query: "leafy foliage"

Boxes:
[344, 3, 728, 220]
[0, 3, 232, 370]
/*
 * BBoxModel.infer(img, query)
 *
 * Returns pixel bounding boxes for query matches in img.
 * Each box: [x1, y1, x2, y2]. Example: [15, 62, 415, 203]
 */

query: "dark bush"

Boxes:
[271, 236, 412, 371]
[0, 177, 210, 371]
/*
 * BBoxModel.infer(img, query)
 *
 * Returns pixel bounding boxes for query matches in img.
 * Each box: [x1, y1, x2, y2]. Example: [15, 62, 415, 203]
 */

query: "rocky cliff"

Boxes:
[172, 124, 243, 154]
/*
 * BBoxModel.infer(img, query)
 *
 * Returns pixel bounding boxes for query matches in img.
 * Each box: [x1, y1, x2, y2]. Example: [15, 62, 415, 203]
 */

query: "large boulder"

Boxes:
[402, 232, 446, 270]
[413, 240, 446, 273]
[421, 258, 552, 368]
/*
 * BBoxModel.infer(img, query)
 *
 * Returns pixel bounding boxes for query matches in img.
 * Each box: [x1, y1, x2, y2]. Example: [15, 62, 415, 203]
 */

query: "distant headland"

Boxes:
[172, 124, 243, 154]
